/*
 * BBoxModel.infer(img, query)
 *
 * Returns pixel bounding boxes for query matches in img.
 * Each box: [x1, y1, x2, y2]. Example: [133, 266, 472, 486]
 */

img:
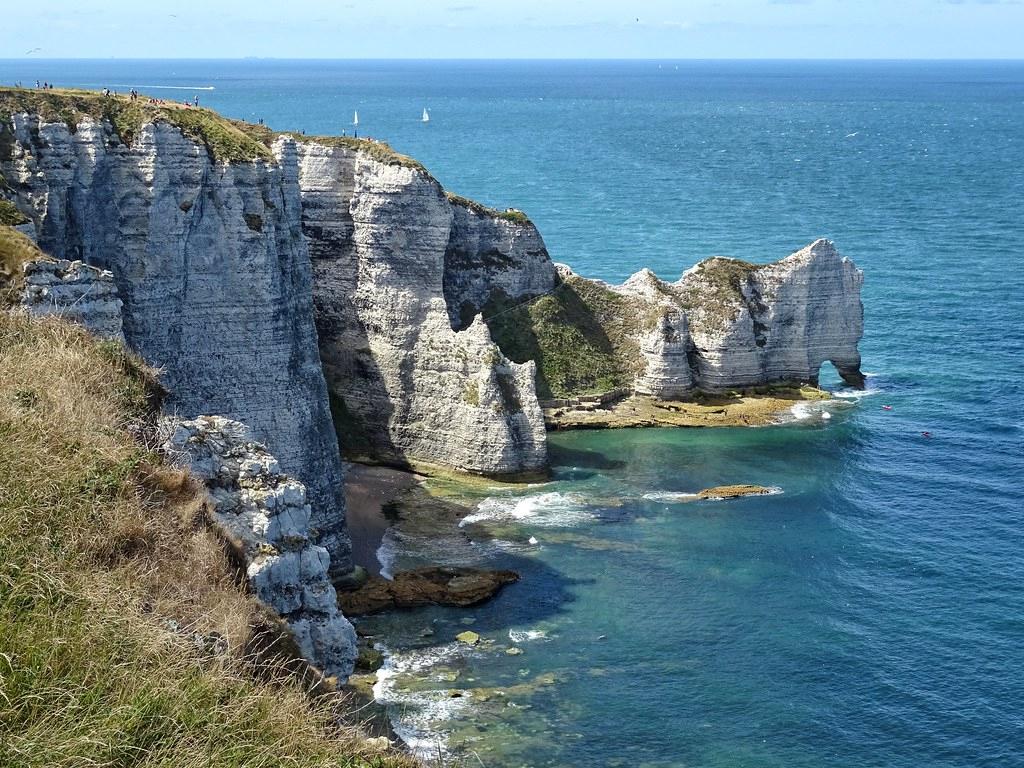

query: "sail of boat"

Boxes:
[422, 108, 430, 123]
[353, 110, 359, 126]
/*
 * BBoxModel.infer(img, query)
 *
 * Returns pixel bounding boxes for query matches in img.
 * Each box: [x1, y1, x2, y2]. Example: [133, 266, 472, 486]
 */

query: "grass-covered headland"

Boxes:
[0, 86, 425, 170]
[0, 270, 416, 765]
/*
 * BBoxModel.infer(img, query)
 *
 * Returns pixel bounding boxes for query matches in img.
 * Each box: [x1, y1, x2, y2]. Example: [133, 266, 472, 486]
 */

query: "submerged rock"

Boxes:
[337, 566, 519, 615]
[696, 484, 777, 499]
[456, 631, 481, 645]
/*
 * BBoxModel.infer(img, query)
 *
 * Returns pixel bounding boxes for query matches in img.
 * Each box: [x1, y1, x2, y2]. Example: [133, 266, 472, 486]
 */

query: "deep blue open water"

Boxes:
[3, 60, 1021, 766]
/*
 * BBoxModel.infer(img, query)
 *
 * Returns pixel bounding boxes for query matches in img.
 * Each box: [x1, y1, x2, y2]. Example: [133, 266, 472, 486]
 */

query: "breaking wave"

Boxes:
[459, 492, 593, 529]
[372, 642, 470, 760]
[642, 491, 700, 503]
[509, 628, 549, 643]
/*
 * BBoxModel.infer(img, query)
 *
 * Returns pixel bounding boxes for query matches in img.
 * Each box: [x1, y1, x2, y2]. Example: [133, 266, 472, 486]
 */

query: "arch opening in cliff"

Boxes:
[817, 359, 866, 391]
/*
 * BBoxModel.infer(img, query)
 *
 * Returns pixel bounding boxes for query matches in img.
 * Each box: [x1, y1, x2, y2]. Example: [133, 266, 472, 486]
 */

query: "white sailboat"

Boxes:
[422, 108, 430, 123]
[353, 110, 359, 127]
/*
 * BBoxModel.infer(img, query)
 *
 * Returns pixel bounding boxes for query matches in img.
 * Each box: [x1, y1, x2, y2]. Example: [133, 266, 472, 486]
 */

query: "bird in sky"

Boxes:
[24, 47, 41, 55]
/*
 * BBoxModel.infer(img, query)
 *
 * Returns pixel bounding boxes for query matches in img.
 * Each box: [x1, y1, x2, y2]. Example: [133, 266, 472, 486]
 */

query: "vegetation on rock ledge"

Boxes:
[0, 198, 28, 226]
[1, 224, 49, 304]
[484, 276, 647, 399]
[446, 192, 531, 224]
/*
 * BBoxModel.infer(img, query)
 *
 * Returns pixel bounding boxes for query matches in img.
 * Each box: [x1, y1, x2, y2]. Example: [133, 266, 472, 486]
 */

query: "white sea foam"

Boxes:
[509, 628, 549, 643]
[784, 397, 853, 424]
[372, 642, 471, 760]
[459, 491, 592, 529]
[375, 527, 399, 580]
[833, 372, 884, 400]
[642, 491, 700, 503]
[832, 387, 883, 400]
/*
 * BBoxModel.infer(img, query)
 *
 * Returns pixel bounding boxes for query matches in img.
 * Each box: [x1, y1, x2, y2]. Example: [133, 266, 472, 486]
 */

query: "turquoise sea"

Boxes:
[3, 60, 1022, 766]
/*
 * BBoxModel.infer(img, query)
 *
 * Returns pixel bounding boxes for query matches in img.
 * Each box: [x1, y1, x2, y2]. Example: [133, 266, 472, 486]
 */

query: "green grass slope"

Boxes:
[0, 309, 417, 768]
[484, 275, 653, 400]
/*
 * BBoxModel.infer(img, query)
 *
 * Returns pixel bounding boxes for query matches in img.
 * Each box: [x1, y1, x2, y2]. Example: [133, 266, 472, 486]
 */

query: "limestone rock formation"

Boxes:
[671, 239, 865, 390]
[2, 110, 351, 574]
[163, 416, 358, 681]
[295, 141, 547, 476]
[488, 240, 865, 400]
[20, 259, 124, 340]
[443, 196, 557, 329]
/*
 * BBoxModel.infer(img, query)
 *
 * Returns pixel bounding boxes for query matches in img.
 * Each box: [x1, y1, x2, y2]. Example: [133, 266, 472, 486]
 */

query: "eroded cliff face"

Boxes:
[672, 239, 864, 390]
[164, 416, 358, 681]
[2, 114, 352, 575]
[21, 258, 125, 340]
[443, 200, 556, 329]
[485, 240, 865, 400]
[296, 142, 547, 476]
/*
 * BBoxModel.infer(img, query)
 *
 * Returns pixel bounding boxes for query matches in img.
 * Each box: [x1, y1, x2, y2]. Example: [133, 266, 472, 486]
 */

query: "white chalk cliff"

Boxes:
[296, 143, 548, 476]
[2, 113, 353, 576]
[1, 94, 865, 487]
[625, 239, 865, 394]
[2, 92, 865, 688]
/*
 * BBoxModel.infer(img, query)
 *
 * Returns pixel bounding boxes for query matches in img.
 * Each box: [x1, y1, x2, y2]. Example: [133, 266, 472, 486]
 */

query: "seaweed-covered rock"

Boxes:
[338, 566, 519, 615]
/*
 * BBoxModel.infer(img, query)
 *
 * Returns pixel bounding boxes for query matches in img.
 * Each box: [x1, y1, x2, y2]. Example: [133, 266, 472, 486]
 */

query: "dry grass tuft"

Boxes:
[0, 224, 50, 305]
[0, 311, 421, 768]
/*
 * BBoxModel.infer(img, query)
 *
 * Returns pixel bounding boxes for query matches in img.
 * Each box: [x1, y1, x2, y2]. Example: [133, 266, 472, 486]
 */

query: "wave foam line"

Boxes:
[372, 642, 472, 760]
[459, 491, 592, 529]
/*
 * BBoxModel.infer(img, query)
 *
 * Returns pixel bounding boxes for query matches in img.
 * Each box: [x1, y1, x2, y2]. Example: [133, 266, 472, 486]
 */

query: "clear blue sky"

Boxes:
[4, 0, 1023, 59]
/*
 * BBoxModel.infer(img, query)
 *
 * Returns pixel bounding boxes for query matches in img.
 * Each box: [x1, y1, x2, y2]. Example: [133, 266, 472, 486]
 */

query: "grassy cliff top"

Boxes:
[0, 87, 274, 162]
[0, 309, 417, 766]
[229, 119, 428, 173]
[0, 86, 427, 171]
[675, 256, 763, 330]
[447, 192, 531, 224]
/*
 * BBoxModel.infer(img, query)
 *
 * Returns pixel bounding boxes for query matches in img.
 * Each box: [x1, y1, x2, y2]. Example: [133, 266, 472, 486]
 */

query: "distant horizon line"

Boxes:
[1, 56, 1022, 63]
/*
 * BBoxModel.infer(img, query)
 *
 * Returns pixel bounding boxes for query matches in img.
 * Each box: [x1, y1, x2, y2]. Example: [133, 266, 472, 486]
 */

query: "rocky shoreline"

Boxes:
[544, 385, 831, 430]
